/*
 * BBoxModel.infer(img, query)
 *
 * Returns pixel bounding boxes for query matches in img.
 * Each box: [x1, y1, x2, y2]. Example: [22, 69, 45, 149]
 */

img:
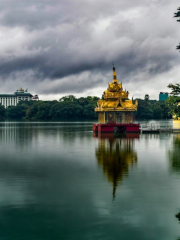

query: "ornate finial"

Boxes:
[113, 62, 115, 71]
[113, 64, 115, 73]
[113, 64, 117, 81]
[19, 87, 24, 92]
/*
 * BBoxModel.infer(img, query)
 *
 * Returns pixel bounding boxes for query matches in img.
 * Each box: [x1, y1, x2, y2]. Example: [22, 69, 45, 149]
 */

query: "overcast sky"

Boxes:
[0, 0, 179, 100]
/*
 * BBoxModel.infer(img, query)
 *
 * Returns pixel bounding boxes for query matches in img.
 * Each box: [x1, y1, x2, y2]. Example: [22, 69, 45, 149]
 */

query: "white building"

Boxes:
[0, 88, 33, 108]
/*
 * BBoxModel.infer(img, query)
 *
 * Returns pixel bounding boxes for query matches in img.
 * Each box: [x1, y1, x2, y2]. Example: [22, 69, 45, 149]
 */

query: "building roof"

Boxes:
[0, 89, 33, 97]
[0, 94, 15, 97]
[15, 92, 32, 96]
[0, 93, 32, 97]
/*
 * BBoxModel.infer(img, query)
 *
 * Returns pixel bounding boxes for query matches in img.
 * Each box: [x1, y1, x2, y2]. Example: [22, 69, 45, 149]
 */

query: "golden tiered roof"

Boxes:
[95, 67, 138, 112]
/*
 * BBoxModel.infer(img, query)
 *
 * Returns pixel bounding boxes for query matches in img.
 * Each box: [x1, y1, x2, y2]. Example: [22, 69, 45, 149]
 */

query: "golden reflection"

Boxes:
[95, 133, 138, 199]
[169, 134, 180, 173]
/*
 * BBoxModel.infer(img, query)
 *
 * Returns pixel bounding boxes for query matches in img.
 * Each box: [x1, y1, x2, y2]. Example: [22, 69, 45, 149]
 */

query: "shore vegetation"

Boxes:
[0, 94, 172, 120]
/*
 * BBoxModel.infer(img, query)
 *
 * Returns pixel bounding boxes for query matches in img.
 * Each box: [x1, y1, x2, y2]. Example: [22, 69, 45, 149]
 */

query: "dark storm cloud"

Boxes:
[0, 0, 179, 97]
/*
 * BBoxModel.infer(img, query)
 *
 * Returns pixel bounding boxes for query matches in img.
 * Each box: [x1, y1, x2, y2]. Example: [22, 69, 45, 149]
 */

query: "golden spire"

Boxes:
[113, 65, 118, 83]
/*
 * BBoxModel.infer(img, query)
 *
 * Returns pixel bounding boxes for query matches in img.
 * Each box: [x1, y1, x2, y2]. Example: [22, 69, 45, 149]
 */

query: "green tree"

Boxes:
[159, 101, 171, 119]
[135, 99, 153, 119]
[49, 101, 83, 120]
[166, 83, 180, 119]
[0, 104, 5, 119]
[59, 95, 76, 102]
[166, 96, 180, 119]
[49, 103, 63, 119]
[83, 104, 97, 119]
[86, 96, 99, 104]
[58, 102, 83, 119]
[6, 105, 26, 119]
[153, 104, 163, 119]
[169, 135, 180, 173]
[77, 97, 89, 106]
[174, 7, 180, 50]
[34, 101, 57, 120]
[26, 104, 38, 120]
[168, 83, 180, 95]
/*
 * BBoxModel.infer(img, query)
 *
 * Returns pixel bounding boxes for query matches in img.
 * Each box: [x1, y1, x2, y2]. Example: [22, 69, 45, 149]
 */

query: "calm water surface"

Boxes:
[0, 120, 180, 240]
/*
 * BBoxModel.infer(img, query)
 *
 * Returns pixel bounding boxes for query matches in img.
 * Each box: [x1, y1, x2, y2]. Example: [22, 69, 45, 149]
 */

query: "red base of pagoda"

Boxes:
[93, 123, 140, 133]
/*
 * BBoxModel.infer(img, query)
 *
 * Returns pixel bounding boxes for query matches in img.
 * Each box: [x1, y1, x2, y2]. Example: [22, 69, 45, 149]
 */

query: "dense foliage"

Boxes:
[5, 95, 99, 120]
[134, 99, 171, 120]
[0, 94, 172, 120]
[164, 9, 180, 118]
[166, 83, 180, 119]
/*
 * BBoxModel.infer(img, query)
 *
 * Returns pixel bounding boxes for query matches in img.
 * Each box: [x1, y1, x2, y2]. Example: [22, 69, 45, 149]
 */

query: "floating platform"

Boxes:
[93, 123, 180, 134]
[93, 123, 140, 133]
[141, 129, 160, 133]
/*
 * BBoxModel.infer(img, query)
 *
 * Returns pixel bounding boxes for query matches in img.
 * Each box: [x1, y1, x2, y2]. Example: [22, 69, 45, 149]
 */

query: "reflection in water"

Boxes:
[176, 212, 180, 240]
[0, 122, 34, 149]
[171, 134, 180, 240]
[1, 121, 180, 240]
[95, 133, 138, 199]
[169, 134, 180, 173]
[175, 212, 180, 221]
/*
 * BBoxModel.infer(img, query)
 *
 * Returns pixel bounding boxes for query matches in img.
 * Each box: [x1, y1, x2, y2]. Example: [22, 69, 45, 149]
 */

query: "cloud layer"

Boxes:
[0, 0, 179, 99]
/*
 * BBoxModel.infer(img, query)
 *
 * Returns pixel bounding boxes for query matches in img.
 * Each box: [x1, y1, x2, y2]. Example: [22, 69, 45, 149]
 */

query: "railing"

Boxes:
[140, 123, 173, 132]
[159, 124, 173, 131]
[140, 123, 160, 130]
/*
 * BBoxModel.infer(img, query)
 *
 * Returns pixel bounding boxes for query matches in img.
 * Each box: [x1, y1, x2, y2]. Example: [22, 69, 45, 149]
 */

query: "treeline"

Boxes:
[134, 99, 171, 119]
[0, 95, 99, 120]
[0, 95, 172, 120]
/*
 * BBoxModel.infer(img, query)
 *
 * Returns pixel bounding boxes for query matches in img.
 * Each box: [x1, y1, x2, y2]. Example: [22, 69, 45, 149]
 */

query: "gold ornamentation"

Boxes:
[95, 67, 138, 116]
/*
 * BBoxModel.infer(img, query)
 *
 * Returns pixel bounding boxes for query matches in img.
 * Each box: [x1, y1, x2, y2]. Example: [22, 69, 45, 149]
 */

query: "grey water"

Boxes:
[0, 120, 180, 240]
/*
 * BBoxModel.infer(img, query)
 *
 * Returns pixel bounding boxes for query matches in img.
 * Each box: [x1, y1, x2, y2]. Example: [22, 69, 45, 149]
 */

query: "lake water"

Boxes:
[0, 120, 180, 240]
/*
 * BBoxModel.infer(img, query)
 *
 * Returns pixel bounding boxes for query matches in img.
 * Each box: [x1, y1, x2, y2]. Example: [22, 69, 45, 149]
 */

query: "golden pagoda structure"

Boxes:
[93, 66, 139, 133]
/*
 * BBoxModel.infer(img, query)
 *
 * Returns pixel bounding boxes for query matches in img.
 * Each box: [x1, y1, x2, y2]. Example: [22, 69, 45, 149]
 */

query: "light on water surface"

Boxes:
[0, 121, 180, 240]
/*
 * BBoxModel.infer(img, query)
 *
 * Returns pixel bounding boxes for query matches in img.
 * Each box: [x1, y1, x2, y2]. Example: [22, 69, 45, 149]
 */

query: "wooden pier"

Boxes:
[140, 123, 180, 133]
